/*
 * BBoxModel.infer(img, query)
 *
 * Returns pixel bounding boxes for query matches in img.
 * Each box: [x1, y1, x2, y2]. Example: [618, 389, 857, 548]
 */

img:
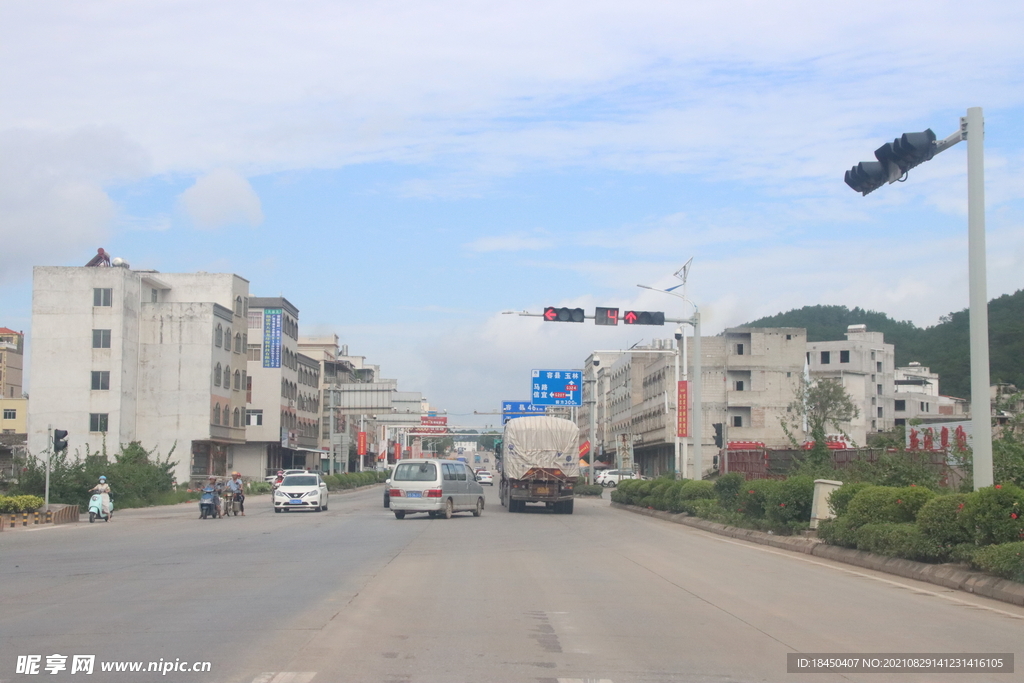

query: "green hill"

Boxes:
[742, 290, 1024, 399]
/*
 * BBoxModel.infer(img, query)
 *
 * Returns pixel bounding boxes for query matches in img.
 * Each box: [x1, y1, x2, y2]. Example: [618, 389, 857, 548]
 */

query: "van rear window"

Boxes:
[394, 463, 438, 481]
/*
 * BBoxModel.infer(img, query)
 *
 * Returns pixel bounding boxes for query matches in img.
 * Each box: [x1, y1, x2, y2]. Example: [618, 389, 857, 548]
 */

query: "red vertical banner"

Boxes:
[677, 381, 689, 437]
[357, 431, 367, 456]
[393, 442, 402, 461]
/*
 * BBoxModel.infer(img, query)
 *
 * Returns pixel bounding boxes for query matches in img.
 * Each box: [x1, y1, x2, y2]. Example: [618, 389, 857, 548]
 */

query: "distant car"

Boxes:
[476, 470, 494, 485]
[596, 469, 638, 487]
[273, 474, 329, 512]
[265, 468, 307, 483]
[389, 459, 485, 519]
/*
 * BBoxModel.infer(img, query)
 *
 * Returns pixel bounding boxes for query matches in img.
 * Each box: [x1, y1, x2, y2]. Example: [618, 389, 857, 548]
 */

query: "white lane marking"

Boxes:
[252, 674, 316, 683]
[557, 679, 614, 683]
[701, 533, 1024, 621]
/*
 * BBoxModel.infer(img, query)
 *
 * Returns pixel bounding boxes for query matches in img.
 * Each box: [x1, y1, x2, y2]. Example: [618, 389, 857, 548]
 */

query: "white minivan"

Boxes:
[388, 459, 485, 520]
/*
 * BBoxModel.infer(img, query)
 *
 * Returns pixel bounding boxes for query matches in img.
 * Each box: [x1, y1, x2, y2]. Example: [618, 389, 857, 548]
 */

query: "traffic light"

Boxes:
[845, 129, 937, 195]
[543, 307, 585, 323]
[712, 423, 723, 449]
[622, 310, 665, 326]
[594, 307, 619, 326]
[53, 429, 68, 453]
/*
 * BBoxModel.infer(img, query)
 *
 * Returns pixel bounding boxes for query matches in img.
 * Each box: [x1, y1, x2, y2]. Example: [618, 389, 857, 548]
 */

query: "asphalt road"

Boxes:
[1, 486, 1022, 683]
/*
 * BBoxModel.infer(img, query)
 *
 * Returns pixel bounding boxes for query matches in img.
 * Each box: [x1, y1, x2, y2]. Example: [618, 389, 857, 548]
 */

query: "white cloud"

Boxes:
[177, 169, 263, 229]
[0, 126, 149, 282]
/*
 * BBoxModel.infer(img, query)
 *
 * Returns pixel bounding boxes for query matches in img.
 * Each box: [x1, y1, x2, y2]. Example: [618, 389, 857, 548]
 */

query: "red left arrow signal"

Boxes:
[544, 307, 559, 321]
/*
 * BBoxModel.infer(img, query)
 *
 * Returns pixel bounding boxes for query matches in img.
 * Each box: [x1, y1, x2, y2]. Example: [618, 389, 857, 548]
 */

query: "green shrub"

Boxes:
[827, 482, 873, 517]
[610, 479, 644, 505]
[0, 495, 46, 513]
[247, 481, 272, 494]
[950, 543, 981, 564]
[962, 484, 1024, 546]
[855, 522, 947, 563]
[736, 478, 780, 519]
[664, 480, 691, 513]
[765, 476, 814, 527]
[680, 480, 715, 501]
[574, 483, 604, 497]
[714, 473, 745, 508]
[916, 494, 973, 546]
[648, 479, 677, 510]
[845, 485, 936, 527]
[817, 517, 859, 548]
[681, 498, 720, 519]
[970, 542, 1024, 582]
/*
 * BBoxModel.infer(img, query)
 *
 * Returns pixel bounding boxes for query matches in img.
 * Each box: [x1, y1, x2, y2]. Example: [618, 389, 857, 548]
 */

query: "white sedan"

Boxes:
[475, 470, 494, 485]
[273, 474, 329, 512]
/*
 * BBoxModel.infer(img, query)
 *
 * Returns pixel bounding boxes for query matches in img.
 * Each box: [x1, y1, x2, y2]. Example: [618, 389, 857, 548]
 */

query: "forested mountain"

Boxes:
[742, 290, 1024, 399]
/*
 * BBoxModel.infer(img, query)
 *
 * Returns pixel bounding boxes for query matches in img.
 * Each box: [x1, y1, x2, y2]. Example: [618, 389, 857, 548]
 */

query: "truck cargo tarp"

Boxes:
[502, 416, 580, 480]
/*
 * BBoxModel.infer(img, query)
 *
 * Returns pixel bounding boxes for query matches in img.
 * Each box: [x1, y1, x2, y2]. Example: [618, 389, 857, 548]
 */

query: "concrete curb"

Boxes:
[611, 502, 1024, 608]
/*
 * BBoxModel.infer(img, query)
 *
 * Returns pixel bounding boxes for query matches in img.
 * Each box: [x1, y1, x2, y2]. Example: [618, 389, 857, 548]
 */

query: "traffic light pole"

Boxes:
[845, 107, 991, 489]
[965, 107, 993, 489]
[46, 424, 51, 510]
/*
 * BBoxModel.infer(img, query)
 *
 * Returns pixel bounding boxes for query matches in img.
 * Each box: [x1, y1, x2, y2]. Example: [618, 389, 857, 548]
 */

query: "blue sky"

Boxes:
[2, 0, 1023, 427]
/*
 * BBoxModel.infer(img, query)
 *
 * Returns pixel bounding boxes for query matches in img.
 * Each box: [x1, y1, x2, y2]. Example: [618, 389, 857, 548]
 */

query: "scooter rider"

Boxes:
[206, 475, 223, 518]
[226, 471, 245, 516]
[272, 470, 285, 490]
[89, 476, 113, 520]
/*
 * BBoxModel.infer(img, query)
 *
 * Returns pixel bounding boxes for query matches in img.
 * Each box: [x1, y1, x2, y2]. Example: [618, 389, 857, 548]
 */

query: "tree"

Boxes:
[783, 378, 859, 467]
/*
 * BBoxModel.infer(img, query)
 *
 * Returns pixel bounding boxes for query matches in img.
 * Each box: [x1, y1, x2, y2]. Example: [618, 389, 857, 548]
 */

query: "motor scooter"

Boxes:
[88, 493, 113, 523]
[223, 491, 242, 516]
[199, 487, 220, 519]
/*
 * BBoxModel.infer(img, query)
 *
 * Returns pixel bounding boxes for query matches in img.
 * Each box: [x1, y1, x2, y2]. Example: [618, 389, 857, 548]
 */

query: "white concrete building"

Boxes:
[28, 266, 250, 484]
[807, 324, 895, 445]
[892, 362, 969, 426]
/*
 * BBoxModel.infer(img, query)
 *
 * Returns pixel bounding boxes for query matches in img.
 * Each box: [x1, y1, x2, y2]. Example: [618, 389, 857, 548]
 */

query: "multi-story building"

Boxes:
[0, 327, 24, 398]
[236, 297, 321, 477]
[807, 324, 896, 445]
[701, 326, 807, 456]
[893, 362, 968, 425]
[28, 265, 250, 484]
[582, 328, 806, 479]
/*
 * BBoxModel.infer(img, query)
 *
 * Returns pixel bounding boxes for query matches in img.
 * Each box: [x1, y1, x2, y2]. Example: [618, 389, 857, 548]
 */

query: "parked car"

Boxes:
[596, 469, 638, 487]
[388, 459, 485, 519]
[273, 473, 329, 512]
[476, 470, 494, 485]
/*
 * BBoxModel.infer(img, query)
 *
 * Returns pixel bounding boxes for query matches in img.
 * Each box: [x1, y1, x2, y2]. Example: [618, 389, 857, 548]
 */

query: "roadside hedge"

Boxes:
[844, 485, 936, 527]
[970, 542, 1024, 583]
[854, 522, 947, 562]
[961, 484, 1024, 546]
[325, 471, 388, 490]
[0, 495, 46, 513]
[827, 482, 873, 517]
[915, 494, 973, 546]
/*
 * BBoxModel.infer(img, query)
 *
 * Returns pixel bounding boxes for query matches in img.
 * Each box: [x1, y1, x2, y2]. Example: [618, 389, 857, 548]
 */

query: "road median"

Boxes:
[611, 501, 1024, 608]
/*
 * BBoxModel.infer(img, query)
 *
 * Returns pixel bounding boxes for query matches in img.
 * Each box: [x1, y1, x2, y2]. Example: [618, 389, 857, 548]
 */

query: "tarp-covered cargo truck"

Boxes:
[500, 416, 579, 514]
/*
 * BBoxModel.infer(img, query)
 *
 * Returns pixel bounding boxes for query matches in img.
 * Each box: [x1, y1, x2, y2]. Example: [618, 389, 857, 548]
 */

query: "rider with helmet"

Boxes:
[225, 471, 245, 515]
[89, 476, 113, 519]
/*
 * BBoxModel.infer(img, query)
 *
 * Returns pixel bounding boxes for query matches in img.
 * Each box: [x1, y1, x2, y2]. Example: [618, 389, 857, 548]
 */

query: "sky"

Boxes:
[2, 0, 1023, 428]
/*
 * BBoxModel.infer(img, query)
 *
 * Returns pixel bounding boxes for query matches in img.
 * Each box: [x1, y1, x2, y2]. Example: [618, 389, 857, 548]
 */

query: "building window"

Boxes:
[736, 343, 744, 356]
[234, 333, 242, 353]
[735, 380, 744, 391]
[93, 288, 112, 307]
[2, 408, 15, 420]
[234, 296, 243, 316]
[895, 400, 906, 411]
[247, 345, 261, 362]
[787, 372, 792, 378]
[840, 350, 850, 363]
[820, 351, 831, 364]
[234, 370, 241, 391]
[233, 408, 240, 427]
[89, 413, 108, 433]
[877, 384, 883, 395]
[247, 409, 262, 426]
[215, 325, 223, 348]
[786, 334, 792, 340]
[247, 376, 252, 403]
[92, 329, 111, 348]
[920, 402, 929, 412]
[224, 365, 231, 388]
[151, 288, 158, 303]
[732, 415, 743, 428]
[247, 311, 262, 329]
[214, 363, 222, 387]
[877, 361, 883, 372]
[871, 351, 876, 360]
[213, 404, 221, 425]
[877, 407, 883, 418]
[91, 371, 110, 391]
